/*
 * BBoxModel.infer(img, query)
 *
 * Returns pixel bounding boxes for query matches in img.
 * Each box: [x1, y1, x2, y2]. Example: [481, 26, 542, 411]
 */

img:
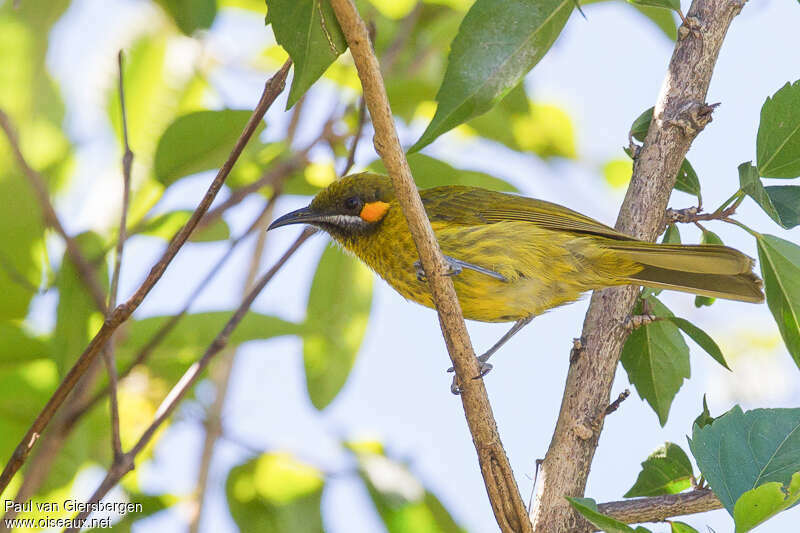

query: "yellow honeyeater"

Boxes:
[269, 172, 763, 368]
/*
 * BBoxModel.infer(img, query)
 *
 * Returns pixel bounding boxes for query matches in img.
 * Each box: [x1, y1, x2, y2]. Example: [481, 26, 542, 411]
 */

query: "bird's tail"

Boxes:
[608, 242, 764, 303]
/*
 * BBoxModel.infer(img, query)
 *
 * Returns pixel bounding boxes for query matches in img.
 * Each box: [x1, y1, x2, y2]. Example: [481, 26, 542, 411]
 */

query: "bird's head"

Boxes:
[268, 172, 396, 240]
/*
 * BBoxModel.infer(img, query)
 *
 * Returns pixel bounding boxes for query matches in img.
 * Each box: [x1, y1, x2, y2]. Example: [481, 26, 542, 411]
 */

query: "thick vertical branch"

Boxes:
[529, 1, 745, 531]
[330, 1, 531, 532]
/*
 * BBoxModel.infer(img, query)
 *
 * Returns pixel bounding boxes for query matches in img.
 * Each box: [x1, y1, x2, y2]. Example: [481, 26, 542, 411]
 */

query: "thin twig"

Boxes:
[0, 109, 108, 313]
[0, 60, 292, 496]
[65, 228, 315, 531]
[286, 94, 305, 145]
[330, 2, 531, 532]
[340, 96, 367, 176]
[597, 489, 722, 524]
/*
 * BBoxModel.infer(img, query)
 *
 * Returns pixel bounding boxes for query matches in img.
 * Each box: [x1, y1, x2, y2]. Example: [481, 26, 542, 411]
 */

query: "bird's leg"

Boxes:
[449, 316, 534, 394]
[414, 255, 507, 282]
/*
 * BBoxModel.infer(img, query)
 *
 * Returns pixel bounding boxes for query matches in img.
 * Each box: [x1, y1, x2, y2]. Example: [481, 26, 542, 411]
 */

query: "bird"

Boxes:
[268, 172, 763, 387]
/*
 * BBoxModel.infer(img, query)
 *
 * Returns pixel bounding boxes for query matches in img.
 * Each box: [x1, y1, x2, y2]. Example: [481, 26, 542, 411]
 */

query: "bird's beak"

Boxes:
[267, 206, 320, 231]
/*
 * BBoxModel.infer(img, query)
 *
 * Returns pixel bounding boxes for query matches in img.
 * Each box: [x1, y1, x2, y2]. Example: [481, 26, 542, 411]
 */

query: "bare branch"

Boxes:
[330, 1, 531, 531]
[0, 109, 107, 313]
[597, 490, 723, 525]
[65, 228, 315, 531]
[530, 2, 746, 531]
[0, 60, 292, 495]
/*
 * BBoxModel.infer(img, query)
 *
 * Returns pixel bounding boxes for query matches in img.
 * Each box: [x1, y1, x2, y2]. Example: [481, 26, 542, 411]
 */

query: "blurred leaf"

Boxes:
[688, 406, 800, 516]
[226, 452, 324, 533]
[625, 442, 693, 497]
[219, 0, 267, 11]
[694, 229, 723, 308]
[52, 232, 107, 377]
[369, 153, 517, 191]
[670, 522, 699, 533]
[137, 210, 231, 242]
[0, 323, 49, 366]
[757, 234, 800, 367]
[603, 158, 632, 188]
[303, 245, 373, 409]
[116, 312, 301, 382]
[692, 394, 715, 430]
[266, 0, 346, 107]
[410, 0, 573, 152]
[154, 110, 260, 186]
[626, 0, 680, 12]
[666, 317, 729, 370]
[349, 444, 464, 533]
[566, 497, 652, 533]
[630, 4, 677, 40]
[733, 471, 800, 533]
[757, 80, 800, 178]
[764, 185, 800, 229]
[86, 490, 174, 532]
[621, 296, 690, 426]
[154, 0, 217, 35]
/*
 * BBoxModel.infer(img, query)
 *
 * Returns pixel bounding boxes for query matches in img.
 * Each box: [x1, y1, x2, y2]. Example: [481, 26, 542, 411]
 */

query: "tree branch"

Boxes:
[597, 489, 723, 525]
[330, 2, 531, 531]
[0, 60, 292, 496]
[65, 228, 315, 531]
[0, 109, 108, 314]
[529, 2, 745, 531]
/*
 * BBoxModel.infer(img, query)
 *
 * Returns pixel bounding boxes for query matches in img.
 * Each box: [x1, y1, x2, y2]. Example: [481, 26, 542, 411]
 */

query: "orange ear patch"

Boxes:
[360, 201, 390, 222]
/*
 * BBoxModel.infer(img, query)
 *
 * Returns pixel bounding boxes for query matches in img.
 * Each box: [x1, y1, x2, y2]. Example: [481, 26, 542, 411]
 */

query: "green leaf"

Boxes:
[137, 210, 231, 242]
[266, 0, 346, 108]
[52, 232, 108, 377]
[566, 497, 652, 533]
[757, 234, 800, 366]
[368, 153, 517, 191]
[410, 0, 574, 152]
[0, 323, 49, 366]
[666, 317, 729, 370]
[675, 158, 701, 201]
[115, 312, 301, 382]
[349, 443, 464, 533]
[226, 452, 325, 533]
[303, 245, 373, 409]
[765, 185, 800, 229]
[625, 442, 694, 497]
[692, 394, 715, 430]
[739, 162, 789, 228]
[630, 107, 653, 142]
[626, 0, 680, 12]
[621, 298, 690, 426]
[663, 224, 681, 245]
[733, 471, 800, 533]
[629, 4, 677, 40]
[688, 405, 800, 516]
[154, 110, 260, 186]
[757, 80, 800, 178]
[153, 0, 217, 35]
[670, 522, 699, 533]
[694, 229, 723, 308]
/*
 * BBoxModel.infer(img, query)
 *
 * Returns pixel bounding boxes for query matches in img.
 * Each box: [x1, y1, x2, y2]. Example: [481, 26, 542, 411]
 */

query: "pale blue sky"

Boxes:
[35, 0, 800, 531]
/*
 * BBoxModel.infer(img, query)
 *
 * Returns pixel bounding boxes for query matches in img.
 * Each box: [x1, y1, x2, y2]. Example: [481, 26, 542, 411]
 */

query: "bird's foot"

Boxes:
[414, 257, 462, 282]
[447, 357, 493, 395]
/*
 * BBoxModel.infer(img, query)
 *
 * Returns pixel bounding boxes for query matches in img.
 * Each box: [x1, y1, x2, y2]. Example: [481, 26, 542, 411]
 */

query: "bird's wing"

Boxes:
[421, 186, 634, 241]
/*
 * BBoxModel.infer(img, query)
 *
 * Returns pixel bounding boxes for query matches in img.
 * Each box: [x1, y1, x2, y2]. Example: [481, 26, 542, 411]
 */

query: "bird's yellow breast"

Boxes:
[335, 204, 642, 323]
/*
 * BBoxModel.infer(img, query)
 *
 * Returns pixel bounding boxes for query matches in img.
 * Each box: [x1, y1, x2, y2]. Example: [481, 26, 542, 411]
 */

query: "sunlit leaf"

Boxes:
[303, 245, 373, 409]
[625, 442, 694, 497]
[137, 210, 231, 242]
[733, 471, 800, 533]
[757, 234, 800, 366]
[603, 158, 632, 188]
[266, 0, 346, 108]
[0, 323, 49, 366]
[670, 522, 699, 533]
[226, 452, 324, 533]
[757, 80, 800, 178]
[410, 0, 573, 152]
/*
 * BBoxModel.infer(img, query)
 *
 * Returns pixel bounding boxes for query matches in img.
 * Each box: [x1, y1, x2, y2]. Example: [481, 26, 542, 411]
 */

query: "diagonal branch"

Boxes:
[330, 1, 532, 532]
[64, 228, 315, 532]
[529, 2, 746, 531]
[0, 59, 292, 496]
[597, 489, 722, 525]
[0, 109, 108, 314]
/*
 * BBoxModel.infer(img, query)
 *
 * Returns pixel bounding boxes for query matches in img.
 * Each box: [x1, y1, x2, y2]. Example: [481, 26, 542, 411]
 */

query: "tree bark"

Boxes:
[529, 1, 746, 531]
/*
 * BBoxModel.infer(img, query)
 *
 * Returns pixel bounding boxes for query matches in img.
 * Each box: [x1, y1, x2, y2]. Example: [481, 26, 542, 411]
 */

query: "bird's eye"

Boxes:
[344, 196, 362, 212]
